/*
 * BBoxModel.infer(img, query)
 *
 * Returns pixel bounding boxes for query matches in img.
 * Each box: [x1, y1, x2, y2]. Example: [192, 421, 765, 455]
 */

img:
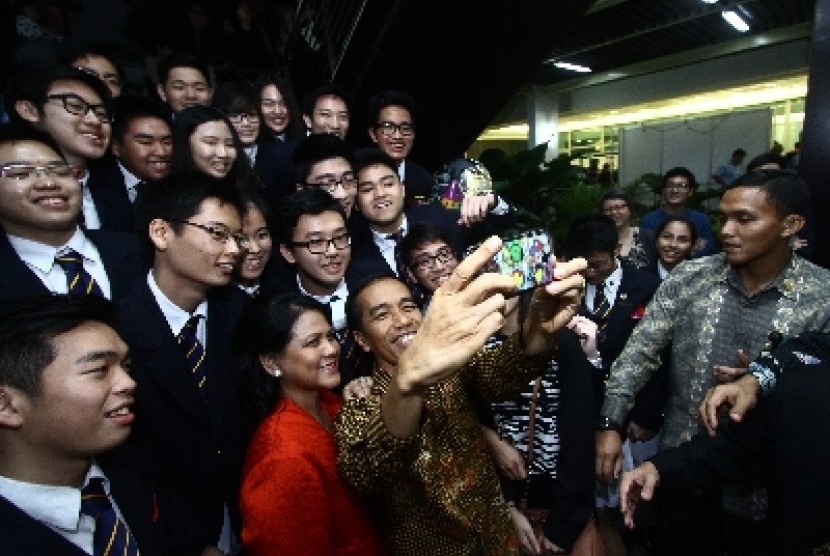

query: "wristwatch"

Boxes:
[597, 415, 625, 436]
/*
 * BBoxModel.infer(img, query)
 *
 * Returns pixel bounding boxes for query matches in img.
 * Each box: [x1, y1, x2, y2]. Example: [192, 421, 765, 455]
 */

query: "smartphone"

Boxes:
[467, 229, 555, 292]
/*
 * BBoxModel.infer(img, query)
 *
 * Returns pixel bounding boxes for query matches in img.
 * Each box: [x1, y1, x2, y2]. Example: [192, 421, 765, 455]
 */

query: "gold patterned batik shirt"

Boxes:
[335, 334, 549, 556]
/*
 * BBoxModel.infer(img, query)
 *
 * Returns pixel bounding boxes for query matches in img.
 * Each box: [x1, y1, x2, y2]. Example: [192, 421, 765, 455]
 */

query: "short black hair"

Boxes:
[399, 222, 455, 267]
[276, 188, 347, 244]
[0, 123, 67, 161]
[212, 81, 258, 116]
[746, 152, 785, 172]
[7, 66, 113, 126]
[564, 214, 619, 259]
[367, 90, 416, 126]
[292, 133, 354, 185]
[58, 41, 126, 85]
[170, 105, 251, 189]
[662, 167, 696, 191]
[233, 291, 331, 423]
[0, 295, 116, 396]
[135, 172, 245, 240]
[598, 190, 630, 211]
[728, 170, 811, 218]
[732, 148, 747, 158]
[354, 148, 398, 176]
[111, 95, 172, 143]
[301, 83, 350, 117]
[157, 52, 211, 86]
[345, 273, 400, 333]
[656, 215, 698, 247]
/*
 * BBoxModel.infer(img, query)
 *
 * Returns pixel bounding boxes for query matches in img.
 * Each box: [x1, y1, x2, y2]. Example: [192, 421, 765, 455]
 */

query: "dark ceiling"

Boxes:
[532, 0, 815, 85]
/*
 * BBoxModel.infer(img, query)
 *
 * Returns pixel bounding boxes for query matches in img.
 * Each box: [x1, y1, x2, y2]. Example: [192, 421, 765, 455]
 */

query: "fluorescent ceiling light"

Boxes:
[700, 0, 718, 4]
[553, 61, 592, 73]
[722, 10, 750, 32]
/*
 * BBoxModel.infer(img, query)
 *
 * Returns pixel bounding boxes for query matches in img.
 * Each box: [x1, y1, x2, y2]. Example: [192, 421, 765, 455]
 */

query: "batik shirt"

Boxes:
[335, 334, 548, 556]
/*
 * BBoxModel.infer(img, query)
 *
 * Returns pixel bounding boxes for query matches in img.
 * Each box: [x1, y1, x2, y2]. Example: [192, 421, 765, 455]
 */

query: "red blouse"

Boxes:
[241, 390, 386, 555]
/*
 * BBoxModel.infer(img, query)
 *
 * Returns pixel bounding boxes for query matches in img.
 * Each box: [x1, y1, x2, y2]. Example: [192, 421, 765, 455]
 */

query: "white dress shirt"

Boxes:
[584, 258, 623, 310]
[297, 275, 349, 331]
[370, 214, 409, 275]
[147, 270, 208, 345]
[79, 170, 102, 229]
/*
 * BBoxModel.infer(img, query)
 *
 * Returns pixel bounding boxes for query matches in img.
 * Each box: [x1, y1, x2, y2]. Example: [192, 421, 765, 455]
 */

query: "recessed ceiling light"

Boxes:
[700, 0, 718, 4]
[722, 10, 750, 32]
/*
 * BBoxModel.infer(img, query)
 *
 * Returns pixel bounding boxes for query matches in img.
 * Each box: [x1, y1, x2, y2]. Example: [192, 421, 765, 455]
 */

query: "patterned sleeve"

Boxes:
[463, 333, 549, 404]
[334, 394, 419, 494]
[602, 272, 678, 423]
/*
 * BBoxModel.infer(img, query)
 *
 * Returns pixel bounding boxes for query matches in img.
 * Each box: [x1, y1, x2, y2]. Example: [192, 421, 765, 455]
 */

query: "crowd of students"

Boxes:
[1, 39, 829, 556]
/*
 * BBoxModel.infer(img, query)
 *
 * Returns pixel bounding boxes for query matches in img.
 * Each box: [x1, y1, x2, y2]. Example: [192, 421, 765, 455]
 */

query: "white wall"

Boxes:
[619, 108, 771, 189]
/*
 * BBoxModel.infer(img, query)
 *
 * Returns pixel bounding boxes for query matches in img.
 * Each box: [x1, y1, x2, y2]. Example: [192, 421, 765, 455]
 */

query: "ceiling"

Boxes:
[532, 0, 815, 86]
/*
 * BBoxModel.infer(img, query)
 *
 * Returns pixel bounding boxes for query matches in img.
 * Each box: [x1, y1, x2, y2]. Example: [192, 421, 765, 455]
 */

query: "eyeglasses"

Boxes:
[46, 93, 112, 123]
[0, 162, 76, 181]
[603, 203, 628, 213]
[76, 66, 122, 89]
[665, 181, 691, 190]
[375, 121, 414, 137]
[411, 247, 455, 271]
[288, 232, 350, 254]
[170, 220, 250, 250]
[304, 172, 357, 192]
[228, 112, 260, 124]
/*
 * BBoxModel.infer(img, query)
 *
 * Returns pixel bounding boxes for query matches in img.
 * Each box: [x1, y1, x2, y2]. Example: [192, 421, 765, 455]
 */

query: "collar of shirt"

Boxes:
[657, 260, 670, 280]
[723, 252, 801, 300]
[116, 160, 143, 200]
[8, 227, 90, 275]
[370, 214, 409, 275]
[236, 282, 260, 297]
[0, 462, 108, 535]
[397, 159, 406, 181]
[244, 144, 257, 166]
[297, 275, 349, 330]
[586, 258, 623, 308]
[147, 270, 208, 338]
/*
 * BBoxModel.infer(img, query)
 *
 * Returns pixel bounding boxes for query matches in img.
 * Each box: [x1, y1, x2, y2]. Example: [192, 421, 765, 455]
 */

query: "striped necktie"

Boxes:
[81, 478, 141, 556]
[177, 315, 207, 396]
[55, 249, 105, 297]
[387, 230, 426, 307]
[591, 281, 611, 342]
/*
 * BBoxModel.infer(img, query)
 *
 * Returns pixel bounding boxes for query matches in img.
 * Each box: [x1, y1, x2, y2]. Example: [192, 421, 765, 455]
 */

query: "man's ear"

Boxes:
[14, 100, 41, 124]
[148, 218, 171, 251]
[368, 126, 378, 144]
[781, 214, 805, 238]
[156, 84, 168, 103]
[279, 244, 296, 265]
[353, 330, 371, 353]
[0, 387, 26, 429]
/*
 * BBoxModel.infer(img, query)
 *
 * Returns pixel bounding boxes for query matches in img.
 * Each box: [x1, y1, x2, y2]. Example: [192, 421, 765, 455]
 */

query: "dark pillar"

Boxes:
[799, 0, 830, 268]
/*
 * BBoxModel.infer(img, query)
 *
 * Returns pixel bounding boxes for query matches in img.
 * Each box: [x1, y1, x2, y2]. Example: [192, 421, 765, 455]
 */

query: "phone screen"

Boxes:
[472, 230, 555, 292]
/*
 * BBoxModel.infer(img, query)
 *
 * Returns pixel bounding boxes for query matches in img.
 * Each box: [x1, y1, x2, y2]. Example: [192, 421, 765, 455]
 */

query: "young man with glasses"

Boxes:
[276, 188, 366, 388]
[10, 66, 118, 230]
[116, 173, 249, 555]
[399, 222, 459, 308]
[0, 125, 143, 302]
[292, 133, 358, 217]
[367, 90, 433, 203]
[640, 167, 717, 256]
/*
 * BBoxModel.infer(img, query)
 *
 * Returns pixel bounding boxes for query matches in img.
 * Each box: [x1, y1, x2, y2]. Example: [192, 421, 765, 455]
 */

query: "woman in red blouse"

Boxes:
[234, 292, 386, 555]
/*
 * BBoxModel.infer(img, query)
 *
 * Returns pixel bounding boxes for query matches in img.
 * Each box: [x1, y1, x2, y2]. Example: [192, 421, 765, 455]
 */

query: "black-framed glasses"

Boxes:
[228, 112, 260, 124]
[304, 172, 357, 192]
[170, 220, 250, 250]
[375, 121, 414, 137]
[665, 181, 691, 190]
[288, 232, 351, 254]
[76, 66, 122, 89]
[411, 247, 455, 271]
[0, 162, 75, 181]
[46, 93, 112, 123]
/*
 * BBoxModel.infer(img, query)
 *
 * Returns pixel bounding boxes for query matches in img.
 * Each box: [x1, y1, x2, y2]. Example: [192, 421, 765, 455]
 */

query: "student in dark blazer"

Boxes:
[118, 174, 250, 555]
[346, 149, 514, 290]
[0, 126, 144, 302]
[0, 296, 171, 556]
[86, 96, 174, 232]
